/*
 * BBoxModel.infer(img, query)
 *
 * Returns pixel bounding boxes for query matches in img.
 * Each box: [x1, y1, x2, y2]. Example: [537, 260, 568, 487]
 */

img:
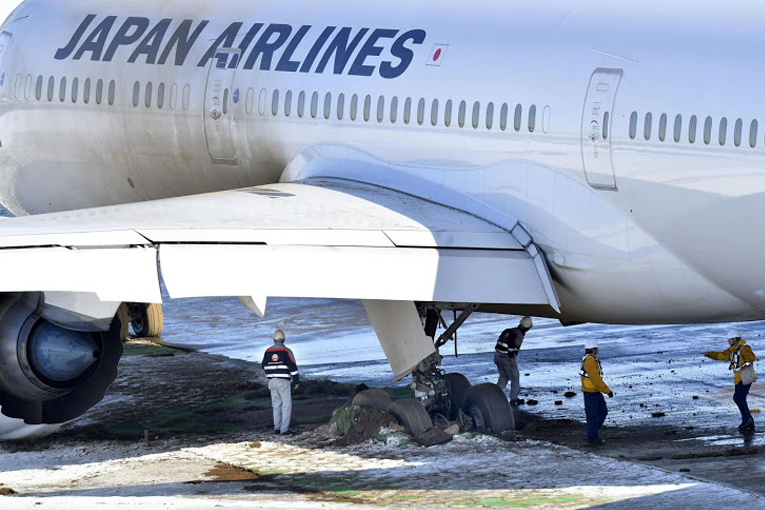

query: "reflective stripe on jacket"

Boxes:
[708, 339, 756, 385]
[261, 343, 300, 385]
[580, 354, 611, 394]
[495, 327, 524, 356]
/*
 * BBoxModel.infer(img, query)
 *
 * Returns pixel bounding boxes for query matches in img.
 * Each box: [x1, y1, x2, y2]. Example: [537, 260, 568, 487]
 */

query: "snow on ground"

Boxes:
[2, 428, 764, 509]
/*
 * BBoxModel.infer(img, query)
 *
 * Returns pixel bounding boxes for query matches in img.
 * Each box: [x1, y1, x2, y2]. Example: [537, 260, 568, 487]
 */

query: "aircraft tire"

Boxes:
[131, 303, 164, 337]
[386, 398, 432, 436]
[351, 389, 392, 411]
[444, 373, 471, 419]
[116, 303, 130, 341]
[463, 383, 515, 433]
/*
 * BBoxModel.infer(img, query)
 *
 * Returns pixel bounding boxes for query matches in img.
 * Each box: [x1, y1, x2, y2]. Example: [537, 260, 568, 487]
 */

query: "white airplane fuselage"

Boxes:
[1, 0, 765, 325]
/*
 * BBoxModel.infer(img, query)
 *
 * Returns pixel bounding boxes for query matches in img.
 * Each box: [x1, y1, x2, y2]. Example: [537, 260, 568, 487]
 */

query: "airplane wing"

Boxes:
[0, 177, 560, 314]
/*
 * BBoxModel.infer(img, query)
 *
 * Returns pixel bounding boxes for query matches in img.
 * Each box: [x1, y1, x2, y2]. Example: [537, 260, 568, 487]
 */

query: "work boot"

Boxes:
[742, 418, 755, 431]
[586, 438, 605, 446]
[274, 429, 280, 435]
[281, 430, 295, 436]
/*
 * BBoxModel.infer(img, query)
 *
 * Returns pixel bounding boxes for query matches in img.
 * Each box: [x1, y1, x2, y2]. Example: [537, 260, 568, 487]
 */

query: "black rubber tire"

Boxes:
[131, 303, 164, 337]
[444, 373, 472, 419]
[116, 303, 130, 341]
[352, 389, 392, 411]
[386, 398, 433, 436]
[463, 383, 515, 433]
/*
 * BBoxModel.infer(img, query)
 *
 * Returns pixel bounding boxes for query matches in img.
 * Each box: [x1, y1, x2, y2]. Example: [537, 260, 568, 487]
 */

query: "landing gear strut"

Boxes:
[409, 304, 515, 433]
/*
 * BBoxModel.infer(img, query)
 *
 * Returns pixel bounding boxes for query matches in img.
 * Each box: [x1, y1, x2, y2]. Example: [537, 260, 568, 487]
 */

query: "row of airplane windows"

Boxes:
[12, 74, 192, 111]
[246, 88, 552, 133]
[627, 111, 760, 148]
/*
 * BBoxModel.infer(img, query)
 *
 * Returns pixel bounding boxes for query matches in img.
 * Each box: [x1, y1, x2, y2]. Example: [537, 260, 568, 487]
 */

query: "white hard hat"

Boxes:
[520, 316, 533, 329]
[585, 339, 598, 349]
[273, 329, 285, 342]
[727, 329, 741, 340]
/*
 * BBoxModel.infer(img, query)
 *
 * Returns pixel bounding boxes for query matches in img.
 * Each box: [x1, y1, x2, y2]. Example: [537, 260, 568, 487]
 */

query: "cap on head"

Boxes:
[273, 329, 285, 343]
[585, 339, 598, 350]
[520, 316, 533, 329]
[727, 329, 741, 340]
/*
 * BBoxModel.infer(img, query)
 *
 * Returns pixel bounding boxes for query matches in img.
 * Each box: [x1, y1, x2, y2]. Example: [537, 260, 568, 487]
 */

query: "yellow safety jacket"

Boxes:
[708, 339, 756, 385]
[580, 355, 611, 394]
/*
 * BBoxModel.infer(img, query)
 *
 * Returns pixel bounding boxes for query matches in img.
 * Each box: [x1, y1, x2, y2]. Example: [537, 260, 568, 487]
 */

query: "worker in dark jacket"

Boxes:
[261, 329, 300, 435]
[580, 339, 613, 445]
[494, 316, 533, 405]
[703, 329, 756, 431]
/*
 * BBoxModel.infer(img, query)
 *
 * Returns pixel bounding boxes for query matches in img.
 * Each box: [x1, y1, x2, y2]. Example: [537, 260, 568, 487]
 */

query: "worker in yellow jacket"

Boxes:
[580, 339, 613, 445]
[703, 329, 756, 431]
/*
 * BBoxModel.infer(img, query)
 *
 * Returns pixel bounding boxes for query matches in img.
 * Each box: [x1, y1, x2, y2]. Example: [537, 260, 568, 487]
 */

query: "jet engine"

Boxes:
[0, 292, 123, 439]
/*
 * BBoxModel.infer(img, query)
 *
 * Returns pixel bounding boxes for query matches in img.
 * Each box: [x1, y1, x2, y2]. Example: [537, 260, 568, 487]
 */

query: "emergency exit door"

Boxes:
[204, 48, 239, 165]
[581, 68, 622, 190]
[0, 32, 12, 92]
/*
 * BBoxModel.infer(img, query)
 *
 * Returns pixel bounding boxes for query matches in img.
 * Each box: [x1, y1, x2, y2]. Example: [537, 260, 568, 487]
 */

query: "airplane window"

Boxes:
[629, 112, 637, 139]
[734, 118, 742, 147]
[222, 88, 229, 114]
[145, 82, 153, 109]
[245, 88, 254, 115]
[431, 99, 439, 126]
[257, 89, 266, 115]
[528, 104, 536, 132]
[132, 81, 140, 107]
[14, 73, 21, 99]
[470, 102, 479, 129]
[157, 83, 165, 109]
[363, 95, 371, 121]
[324, 92, 332, 120]
[47, 77, 55, 102]
[486, 102, 494, 130]
[182, 84, 190, 111]
[170, 84, 179, 110]
[445, 99, 453, 127]
[658, 113, 667, 141]
[603, 111, 610, 140]
[514, 104, 522, 132]
[272, 89, 280, 116]
[750, 119, 758, 148]
[689, 115, 697, 143]
[95, 79, 103, 105]
[376, 95, 384, 123]
[71, 77, 79, 103]
[643, 112, 652, 140]
[285, 90, 293, 117]
[297, 90, 305, 118]
[417, 98, 425, 125]
[458, 100, 466, 128]
[542, 105, 551, 133]
[83, 78, 91, 104]
[404, 97, 412, 124]
[350, 94, 358, 121]
[108, 80, 116, 106]
[311, 92, 319, 119]
[336, 92, 343, 120]
[500, 103, 508, 131]
[271, 89, 279, 117]
[703, 116, 712, 145]
[24, 74, 32, 100]
[59, 77, 67, 103]
[673, 115, 682, 142]
[718, 117, 727, 146]
[35, 76, 43, 101]
[390, 96, 398, 123]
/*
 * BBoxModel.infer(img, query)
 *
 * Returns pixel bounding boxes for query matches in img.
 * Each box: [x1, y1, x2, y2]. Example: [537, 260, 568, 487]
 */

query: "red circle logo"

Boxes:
[433, 49, 442, 62]
[271, 354, 279, 362]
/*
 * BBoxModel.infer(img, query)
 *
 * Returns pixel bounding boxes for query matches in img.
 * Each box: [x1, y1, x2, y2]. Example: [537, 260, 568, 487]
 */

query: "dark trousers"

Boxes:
[733, 382, 753, 424]
[584, 391, 608, 443]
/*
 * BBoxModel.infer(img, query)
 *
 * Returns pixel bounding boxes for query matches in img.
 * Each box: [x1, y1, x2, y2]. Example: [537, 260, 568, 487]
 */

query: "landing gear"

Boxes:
[128, 303, 164, 338]
[386, 398, 433, 436]
[352, 389, 392, 411]
[406, 304, 516, 433]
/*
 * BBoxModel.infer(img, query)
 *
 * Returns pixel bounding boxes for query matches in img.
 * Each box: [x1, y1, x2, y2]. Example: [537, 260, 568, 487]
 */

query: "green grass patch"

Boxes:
[455, 494, 612, 507]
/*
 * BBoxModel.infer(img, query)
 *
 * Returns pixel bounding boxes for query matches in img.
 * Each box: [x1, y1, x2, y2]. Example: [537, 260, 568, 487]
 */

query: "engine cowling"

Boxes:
[0, 293, 123, 439]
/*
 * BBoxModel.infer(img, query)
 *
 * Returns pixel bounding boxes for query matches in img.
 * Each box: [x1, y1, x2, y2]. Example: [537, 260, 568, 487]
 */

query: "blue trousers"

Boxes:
[584, 391, 608, 443]
[733, 382, 753, 424]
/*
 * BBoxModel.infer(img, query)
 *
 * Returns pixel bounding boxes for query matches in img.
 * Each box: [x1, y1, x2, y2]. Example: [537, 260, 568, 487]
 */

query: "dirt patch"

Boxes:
[203, 462, 260, 481]
[0, 487, 18, 496]
[334, 407, 402, 446]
